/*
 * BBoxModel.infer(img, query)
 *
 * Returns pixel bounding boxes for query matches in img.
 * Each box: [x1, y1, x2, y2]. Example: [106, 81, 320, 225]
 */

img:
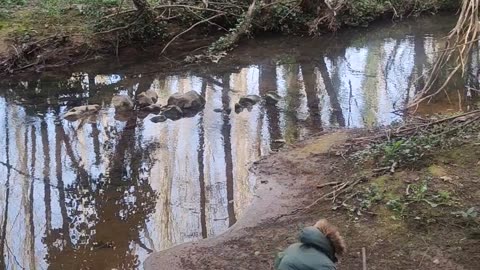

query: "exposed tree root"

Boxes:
[410, 0, 479, 108]
[0, 35, 92, 74]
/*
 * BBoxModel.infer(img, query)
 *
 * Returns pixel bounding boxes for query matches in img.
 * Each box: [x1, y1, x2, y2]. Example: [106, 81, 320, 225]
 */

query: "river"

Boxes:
[0, 14, 478, 269]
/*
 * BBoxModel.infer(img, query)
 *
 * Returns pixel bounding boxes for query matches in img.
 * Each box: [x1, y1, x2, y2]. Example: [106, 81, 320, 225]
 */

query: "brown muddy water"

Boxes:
[0, 15, 479, 269]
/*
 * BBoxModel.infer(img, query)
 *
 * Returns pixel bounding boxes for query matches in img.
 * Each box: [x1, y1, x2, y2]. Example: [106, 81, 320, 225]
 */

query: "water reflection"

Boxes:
[0, 16, 478, 269]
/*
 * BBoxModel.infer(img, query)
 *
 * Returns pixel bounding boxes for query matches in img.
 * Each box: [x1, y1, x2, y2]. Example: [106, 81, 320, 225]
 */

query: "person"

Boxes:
[274, 219, 346, 270]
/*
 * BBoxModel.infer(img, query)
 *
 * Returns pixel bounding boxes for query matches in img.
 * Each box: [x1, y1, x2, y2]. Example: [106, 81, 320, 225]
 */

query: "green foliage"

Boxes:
[39, 0, 120, 17]
[347, 174, 459, 220]
[358, 185, 384, 210]
[452, 207, 478, 220]
[340, 0, 457, 27]
[383, 178, 455, 219]
[352, 135, 439, 169]
[382, 139, 424, 166]
[341, 0, 389, 26]
[351, 118, 480, 169]
[386, 198, 406, 216]
[0, 0, 26, 7]
[263, 1, 312, 34]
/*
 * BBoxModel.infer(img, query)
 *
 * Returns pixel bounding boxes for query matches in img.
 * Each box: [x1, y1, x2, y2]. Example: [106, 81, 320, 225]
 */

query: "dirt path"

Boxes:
[145, 130, 480, 270]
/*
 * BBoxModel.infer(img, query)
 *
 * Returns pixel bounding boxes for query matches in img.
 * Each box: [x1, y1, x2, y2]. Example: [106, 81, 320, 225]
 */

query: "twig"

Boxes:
[153, 4, 237, 16]
[419, 247, 431, 267]
[161, 13, 225, 54]
[341, 191, 359, 205]
[185, 7, 229, 32]
[100, 3, 241, 21]
[351, 110, 480, 142]
[94, 18, 140, 35]
[373, 166, 390, 173]
[317, 181, 340, 188]
[390, 161, 398, 173]
[304, 177, 365, 209]
[362, 247, 367, 270]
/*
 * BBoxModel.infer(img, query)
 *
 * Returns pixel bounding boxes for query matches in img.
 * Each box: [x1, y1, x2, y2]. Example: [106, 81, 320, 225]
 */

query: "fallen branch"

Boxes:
[304, 177, 365, 210]
[101, 4, 238, 21]
[317, 181, 340, 189]
[351, 110, 480, 143]
[208, 0, 257, 54]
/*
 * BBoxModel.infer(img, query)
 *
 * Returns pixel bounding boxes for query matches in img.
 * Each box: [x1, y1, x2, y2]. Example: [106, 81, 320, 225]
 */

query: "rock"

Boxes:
[264, 91, 282, 105]
[114, 112, 131, 122]
[64, 105, 100, 121]
[239, 95, 261, 106]
[137, 92, 154, 108]
[163, 105, 183, 120]
[151, 115, 167, 123]
[145, 89, 158, 103]
[167, 91, 205, 110]
[234, 103, 244, 114]
[440, 176, 453, 182]
[137, 110, 150, 120]
[112, 95, 134, 111]
[235, 95, 260, 113]
[141, 103, 162, 114]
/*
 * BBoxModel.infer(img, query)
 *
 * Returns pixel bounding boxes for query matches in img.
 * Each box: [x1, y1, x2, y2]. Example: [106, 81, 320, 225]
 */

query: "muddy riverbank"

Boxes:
[145, 125, 480, 270]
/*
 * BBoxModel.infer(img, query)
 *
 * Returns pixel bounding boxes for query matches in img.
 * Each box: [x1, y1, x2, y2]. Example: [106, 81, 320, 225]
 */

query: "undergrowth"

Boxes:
[341, 114, 480, 229]
[0, 0, 460, 73]
[351, 120, 480, 170]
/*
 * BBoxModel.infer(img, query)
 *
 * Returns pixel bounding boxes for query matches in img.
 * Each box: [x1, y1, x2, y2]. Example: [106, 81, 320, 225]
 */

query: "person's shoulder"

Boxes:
[284, 242, 302, 251]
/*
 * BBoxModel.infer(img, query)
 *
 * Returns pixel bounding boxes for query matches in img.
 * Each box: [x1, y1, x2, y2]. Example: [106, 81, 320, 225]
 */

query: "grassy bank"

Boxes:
[320, 112, 480, 268]
[0, 0, 459, 74]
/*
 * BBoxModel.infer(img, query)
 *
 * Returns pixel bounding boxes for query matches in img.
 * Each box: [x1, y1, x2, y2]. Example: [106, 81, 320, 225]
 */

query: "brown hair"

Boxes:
[314, 219, 346, 256]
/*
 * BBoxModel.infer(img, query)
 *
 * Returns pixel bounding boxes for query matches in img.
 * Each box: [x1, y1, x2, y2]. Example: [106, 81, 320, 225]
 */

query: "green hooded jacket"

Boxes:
[274, 226, 337, 270]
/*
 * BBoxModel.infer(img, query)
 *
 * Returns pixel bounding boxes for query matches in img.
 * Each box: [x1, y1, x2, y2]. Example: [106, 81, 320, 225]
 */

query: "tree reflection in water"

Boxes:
[0, 16, 476, 269]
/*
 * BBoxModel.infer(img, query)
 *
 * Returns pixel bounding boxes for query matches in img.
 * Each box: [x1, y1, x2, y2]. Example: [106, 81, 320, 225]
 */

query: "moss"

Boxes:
[376, 205, 406, 234]
[371, 173, 406, 200]
[427, 165, 448, 177]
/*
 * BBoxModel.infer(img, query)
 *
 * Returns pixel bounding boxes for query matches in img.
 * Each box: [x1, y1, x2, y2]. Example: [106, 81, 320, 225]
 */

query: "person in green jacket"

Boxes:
[274, 219, 346, 270]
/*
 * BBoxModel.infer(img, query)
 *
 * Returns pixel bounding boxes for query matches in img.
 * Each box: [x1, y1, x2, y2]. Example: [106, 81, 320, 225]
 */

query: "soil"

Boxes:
[145, 130, 480, 270]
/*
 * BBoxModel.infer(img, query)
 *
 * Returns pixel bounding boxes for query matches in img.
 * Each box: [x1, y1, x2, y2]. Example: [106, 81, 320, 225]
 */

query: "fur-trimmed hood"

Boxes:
[274, 219, 346, 270]
[299, 226, 337, 262]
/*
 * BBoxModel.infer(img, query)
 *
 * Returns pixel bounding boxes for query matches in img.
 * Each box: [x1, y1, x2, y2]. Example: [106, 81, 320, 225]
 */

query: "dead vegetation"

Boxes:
[411, 0, 480, 108]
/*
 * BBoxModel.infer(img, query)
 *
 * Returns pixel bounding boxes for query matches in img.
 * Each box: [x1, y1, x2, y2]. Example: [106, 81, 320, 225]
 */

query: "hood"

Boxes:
[299, 226, 337, 262]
